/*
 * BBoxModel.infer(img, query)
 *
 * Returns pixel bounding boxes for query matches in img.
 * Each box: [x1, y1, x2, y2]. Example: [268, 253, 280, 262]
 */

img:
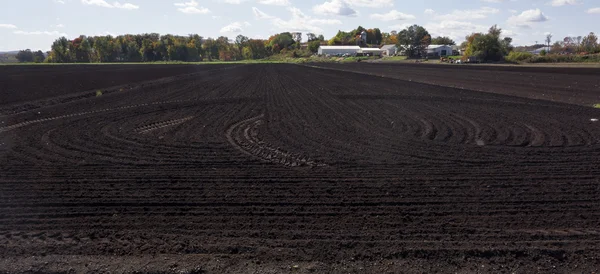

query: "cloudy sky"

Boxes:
[0, 0, 598, 51]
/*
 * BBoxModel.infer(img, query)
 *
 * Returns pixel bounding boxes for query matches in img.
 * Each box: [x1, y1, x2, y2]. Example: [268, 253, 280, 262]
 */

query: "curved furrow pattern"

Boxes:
[2, 64, 600, 273]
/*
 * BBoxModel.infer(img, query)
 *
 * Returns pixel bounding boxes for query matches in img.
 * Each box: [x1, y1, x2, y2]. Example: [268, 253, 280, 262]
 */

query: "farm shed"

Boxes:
[318, 46, 361, 56]
[380, 45, 398, 56]
[427, 45, 453, 57]
[360, 48, 383, 56]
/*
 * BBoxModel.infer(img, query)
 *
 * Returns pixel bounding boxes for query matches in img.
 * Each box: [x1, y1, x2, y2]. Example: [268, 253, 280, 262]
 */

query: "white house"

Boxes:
[380, 45, 398, 56]
[427, 45, 453, 57]
[318, 46, 361, 56]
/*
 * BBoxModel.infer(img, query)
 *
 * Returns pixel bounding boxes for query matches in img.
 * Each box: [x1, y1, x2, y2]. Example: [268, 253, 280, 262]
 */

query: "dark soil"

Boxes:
[1, 64, 600, 273]
[308, 62, 600, 107]
[0, 64, 232, 105]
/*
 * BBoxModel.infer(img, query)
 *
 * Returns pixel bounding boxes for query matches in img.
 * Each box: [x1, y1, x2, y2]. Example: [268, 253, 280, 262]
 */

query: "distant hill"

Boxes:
[0, 51, 19, 63]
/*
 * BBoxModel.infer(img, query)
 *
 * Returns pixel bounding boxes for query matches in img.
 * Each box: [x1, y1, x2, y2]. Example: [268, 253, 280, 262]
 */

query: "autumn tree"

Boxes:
[381, 32, 398, 45]
[581, 32, 599, 53]
[268, 32, 294, 53]
[242, 39, 268, 59]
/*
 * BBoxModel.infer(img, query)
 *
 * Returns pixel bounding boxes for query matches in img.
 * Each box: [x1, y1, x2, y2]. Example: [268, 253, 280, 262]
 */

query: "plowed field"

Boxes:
[1, 64, 600, 273]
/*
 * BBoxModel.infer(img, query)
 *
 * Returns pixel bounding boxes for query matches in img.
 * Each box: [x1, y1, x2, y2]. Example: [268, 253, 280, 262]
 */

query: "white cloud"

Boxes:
[220, 0, 247, 4]
[312, 0, 358, 17]
[312, 0, 393, 16]
[93, 31, 116, 36]
[51, 23, 66, 28]
[387, 23, 411, 32]
[253, 7, 274, 19]
[508, 9, 549, 28]
[481, 0, 518, 3]
[371, 10, 415, 21]
[81, 0, 139, 10]
[0, 24, 17, 29]
[502, 29, 518, 37]
[54, 0, 66, 4]
[550, 0, 579, 6]
[174, 0, 210, 14]
[14, 30, 68, 36]
[425, 20, 489, 42]
[344, 0, 393, 8]
[257, 0, 290, 6]
[426, 7, 499, 21]
[586, 7, 600, 13]
[82, 0, 112, 8]
[258, 7, 341, 34]
[220, 22, 247, 33]
[112, 2, 138, 9]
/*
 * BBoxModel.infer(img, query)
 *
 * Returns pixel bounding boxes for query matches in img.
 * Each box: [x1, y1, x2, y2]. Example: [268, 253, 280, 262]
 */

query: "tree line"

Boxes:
[32, 26, 457, 63]
[19, 25, 600, 63]
[16, 49, 46, 63]
[37, 32, 323, 63]
[547, 33, 599, 54]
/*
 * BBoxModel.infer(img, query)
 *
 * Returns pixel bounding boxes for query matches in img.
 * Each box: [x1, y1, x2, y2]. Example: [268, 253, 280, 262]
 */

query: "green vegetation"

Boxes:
[505, 52, 600, 64]
[505, 52, 534, 63]
[96, 90, 103, 97]
[338, 56, 375, 63]
[327, 26, 382, 46]
[529, 54, 600, 63]
[463, 25, 513, 62]
[593, 104, 600, 108]
[380, 56, 408, 61]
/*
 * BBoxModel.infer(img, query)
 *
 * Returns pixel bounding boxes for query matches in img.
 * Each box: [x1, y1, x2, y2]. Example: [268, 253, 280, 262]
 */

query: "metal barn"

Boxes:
[318, 46, 361, 56]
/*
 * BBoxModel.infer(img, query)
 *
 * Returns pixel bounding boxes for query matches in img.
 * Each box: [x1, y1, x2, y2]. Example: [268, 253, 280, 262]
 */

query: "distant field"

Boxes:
[308, 62, 600, 107]
[0, 64, 234, 109]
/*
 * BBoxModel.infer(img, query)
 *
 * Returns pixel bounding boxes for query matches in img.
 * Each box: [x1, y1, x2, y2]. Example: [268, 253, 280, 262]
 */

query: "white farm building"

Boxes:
[360, 48, 383, 56]
[318, 46, 361, 56]
[380, 45, 398, 56]
[427, 45, 453, 57]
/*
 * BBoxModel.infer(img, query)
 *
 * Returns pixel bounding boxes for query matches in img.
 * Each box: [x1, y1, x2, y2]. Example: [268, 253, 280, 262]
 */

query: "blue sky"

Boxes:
[1, 0, 599, 51]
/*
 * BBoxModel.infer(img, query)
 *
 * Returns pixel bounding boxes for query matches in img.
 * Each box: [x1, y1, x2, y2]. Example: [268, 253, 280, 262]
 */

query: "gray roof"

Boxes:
[380, 45, 398, 50]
